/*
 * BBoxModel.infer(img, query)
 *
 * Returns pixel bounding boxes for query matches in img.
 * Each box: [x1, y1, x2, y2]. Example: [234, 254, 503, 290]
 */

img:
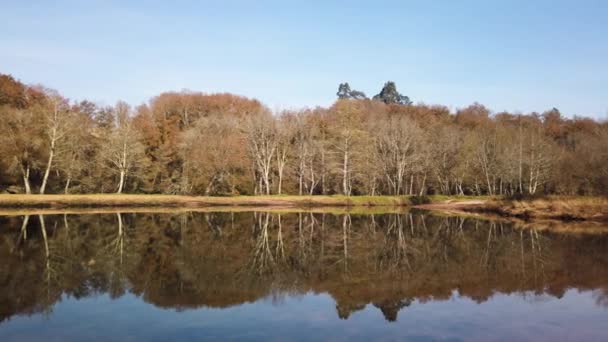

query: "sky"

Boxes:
[1, 0, 607, 118]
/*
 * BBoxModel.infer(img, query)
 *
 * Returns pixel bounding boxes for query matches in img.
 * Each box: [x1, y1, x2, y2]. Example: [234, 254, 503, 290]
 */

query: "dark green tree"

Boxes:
[373, 81, 411, 105]
[336, 82, 367, 100]
[337, 83, 352, 99]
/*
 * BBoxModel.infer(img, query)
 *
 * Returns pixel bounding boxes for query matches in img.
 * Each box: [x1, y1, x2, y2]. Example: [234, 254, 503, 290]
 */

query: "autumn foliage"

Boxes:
[1, 73, 607, 196]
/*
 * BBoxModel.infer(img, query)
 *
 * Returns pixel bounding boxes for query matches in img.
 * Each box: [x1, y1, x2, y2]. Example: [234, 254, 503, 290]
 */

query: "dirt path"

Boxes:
[413, 199, 488, 212]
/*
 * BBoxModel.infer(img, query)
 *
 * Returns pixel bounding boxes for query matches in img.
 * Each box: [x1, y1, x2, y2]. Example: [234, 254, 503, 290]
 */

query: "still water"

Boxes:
[0, 210, 607, 341]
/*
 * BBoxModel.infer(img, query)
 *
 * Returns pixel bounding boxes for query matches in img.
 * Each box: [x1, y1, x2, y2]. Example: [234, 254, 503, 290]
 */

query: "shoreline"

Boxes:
[417, 196, 608, 223]
[0, 194, 415, 210]
[0, 194, 606, 224]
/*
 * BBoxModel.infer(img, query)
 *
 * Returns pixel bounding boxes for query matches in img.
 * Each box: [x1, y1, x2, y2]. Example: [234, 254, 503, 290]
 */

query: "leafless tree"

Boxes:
[247, 113, 277, 195]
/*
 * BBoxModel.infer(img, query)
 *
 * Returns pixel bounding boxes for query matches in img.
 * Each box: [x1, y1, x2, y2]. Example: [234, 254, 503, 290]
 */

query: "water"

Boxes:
[0, 211, 607, 341]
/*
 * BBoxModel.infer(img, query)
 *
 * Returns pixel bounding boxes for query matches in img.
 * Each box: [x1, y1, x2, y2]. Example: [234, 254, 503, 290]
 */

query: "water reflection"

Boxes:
[1, 211, 608, 325]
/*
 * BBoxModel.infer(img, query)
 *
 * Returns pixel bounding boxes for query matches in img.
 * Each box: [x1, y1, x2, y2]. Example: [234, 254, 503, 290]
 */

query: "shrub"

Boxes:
[410, 195, 431, 205]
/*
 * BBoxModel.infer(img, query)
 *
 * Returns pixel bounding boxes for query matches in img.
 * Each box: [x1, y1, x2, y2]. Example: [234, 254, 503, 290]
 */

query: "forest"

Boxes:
[1, 73, 607, 197]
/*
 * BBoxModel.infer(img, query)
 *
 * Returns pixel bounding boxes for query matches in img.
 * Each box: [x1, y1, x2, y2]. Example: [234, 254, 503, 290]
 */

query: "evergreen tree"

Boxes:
[336, 82, 367, 100]
[373, 81, 411, 105]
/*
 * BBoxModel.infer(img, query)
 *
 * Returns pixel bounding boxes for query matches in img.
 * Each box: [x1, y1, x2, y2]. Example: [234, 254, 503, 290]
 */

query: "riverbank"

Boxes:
[0, 194, 418, 209]
[418, 196, 608, 222]
[1, 194, 606, 223]
[470, 196, 608, 221]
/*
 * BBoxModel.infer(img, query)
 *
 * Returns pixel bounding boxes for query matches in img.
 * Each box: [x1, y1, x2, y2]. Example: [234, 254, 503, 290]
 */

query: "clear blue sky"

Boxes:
[1, 0, 606, 118]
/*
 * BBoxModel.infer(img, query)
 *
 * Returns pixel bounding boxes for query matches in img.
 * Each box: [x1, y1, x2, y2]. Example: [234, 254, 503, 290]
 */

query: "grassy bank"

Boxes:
[2, 194, 605, 223]
[467, 196, 608, 222]
[0, 194, 417, 209]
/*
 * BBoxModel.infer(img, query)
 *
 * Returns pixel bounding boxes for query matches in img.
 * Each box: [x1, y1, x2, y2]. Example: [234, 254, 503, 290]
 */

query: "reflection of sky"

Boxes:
[1, 289, 607, 341]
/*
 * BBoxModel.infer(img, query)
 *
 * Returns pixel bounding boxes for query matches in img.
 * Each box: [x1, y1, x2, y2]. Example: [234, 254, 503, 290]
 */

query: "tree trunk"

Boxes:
[309, 162, 316, 195]
[64, 177, 71, 194]
[419, 173, 427, 196]
[342, 148, 349, 196]
[117, 170, 125, 194]
[485, 170, 493, 195]
[409, 174, 414, 195]
[518, 119, 523, 194]
[263, 168, 271, 195]
[22, 165, 31, 194]
[117, 140, 128, 194]
[40, 145, 55, 194]
[321, 149, 326, 195]
[205, 175, 216, 195]
[298, 155, 305, 196]
[276, 149, 286, 195]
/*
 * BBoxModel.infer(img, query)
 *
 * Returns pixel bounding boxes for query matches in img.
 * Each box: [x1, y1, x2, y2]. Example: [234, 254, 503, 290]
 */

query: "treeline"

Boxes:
[1, 73, 607, 196]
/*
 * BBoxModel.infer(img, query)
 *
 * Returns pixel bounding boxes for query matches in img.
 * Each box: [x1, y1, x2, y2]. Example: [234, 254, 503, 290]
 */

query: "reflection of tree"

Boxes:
[336, 303, 366, 320]
[250, 212, 275, 275]
[11, 215, 30, 253]
[341, 214, 351, 273]
[373, 299, 412, 322]
[36, 215, 66, 316]
[0, 211, 607, 324]
[593, 290, 608, 307]
[378, 214, 416, 272]
[108, 213, 128, 298]
[205, 213, 223, 238]
[294, 212, 317, 271]
[20, 215, 29, 241]
[38, 215, 52, 288]
[275, 214, 285, 261]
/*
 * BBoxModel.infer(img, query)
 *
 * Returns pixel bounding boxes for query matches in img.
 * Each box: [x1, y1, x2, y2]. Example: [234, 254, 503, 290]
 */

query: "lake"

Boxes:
[0, 210, 607, 341]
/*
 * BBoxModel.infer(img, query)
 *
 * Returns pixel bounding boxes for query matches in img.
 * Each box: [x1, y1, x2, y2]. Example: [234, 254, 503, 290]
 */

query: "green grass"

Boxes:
[3, 193, 603, 223]
[0, 194, 417, 209]
[0, 193, 493, 208]
[0, 193, 508, 209]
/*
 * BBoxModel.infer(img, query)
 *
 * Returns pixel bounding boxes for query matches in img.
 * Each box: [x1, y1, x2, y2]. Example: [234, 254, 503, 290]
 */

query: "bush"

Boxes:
[506, 193, 547, 201]
[410, 195, 431, 205]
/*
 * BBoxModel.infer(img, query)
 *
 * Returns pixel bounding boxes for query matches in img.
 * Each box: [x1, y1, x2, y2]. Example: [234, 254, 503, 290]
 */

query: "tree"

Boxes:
[247, 113, 277, 195]
[524, 124, 556, 194]
[0, 76, 47, 193]
[373, 115, 422, 195]
[275, 114, 294, 195]
[0, 106, 45, 193]
[100, 102, 146, 193]
[39, 92, 71, 194]
[336, 82, 367, 100]
[181, 116, 247, 195]
[0, 74, 29, 108]
[373, 81, 411, 105]
[1, 71, 607, 197]
[329, 100, 368, 195]
[428, 124, 464, 195]
[55, 102, 97, 193]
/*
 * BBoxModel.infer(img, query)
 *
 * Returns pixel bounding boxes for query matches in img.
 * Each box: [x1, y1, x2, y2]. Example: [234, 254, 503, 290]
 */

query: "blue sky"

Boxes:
[1, 0, 606, 118]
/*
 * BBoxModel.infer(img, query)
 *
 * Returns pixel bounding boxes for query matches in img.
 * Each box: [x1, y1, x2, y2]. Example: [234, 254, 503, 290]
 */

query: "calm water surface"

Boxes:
[0, 211, 607, 341]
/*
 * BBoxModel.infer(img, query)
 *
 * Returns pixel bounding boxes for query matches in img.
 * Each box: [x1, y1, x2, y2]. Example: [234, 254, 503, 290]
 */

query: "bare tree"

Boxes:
[1, 106, 46, 194]
[373, 116, 422, 195]
[427, 125, 464, 195]
[247, 113, 277, 195]
[329, 100, 366, 196]
[525, 125, 556, 194]
[40, 94, 71, 194]
[100, 102, 146, 193]
[275, 114, 293, 195]
[181, 115, 246, 195]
